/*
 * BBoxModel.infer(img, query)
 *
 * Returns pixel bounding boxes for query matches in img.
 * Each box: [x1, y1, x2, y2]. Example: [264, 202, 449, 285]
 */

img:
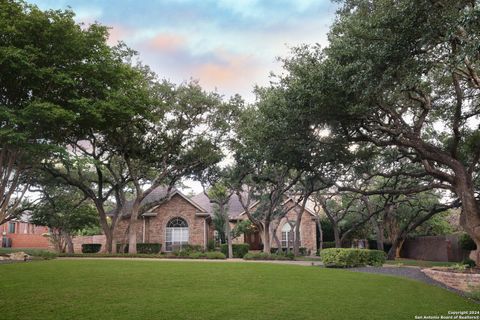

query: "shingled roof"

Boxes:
[113, 186, 208, 217]
[191, 192, 246, 218]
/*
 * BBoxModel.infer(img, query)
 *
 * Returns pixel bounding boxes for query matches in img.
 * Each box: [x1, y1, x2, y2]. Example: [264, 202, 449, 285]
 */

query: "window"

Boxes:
[8, 222, 16, 234]
[281, 223, 298, 248]
[165, 217, 189, 251]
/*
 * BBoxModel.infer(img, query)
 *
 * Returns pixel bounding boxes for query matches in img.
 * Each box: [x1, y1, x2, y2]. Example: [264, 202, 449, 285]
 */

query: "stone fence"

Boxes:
[422, 268, 480, 292]
[72, 235, 107, 253]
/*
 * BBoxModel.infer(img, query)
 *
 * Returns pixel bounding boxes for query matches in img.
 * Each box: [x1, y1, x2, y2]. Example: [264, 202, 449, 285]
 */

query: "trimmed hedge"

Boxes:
[116, 243, 162, 254]
[320, 248, 386, 268]
[220, 243, 250, 258]
[181, 244, 203, 253]
[136, 243, 161, 254]
[243, 252, 294, 261]
[271, 247, 309, 256]
[81, 243, 102, 253]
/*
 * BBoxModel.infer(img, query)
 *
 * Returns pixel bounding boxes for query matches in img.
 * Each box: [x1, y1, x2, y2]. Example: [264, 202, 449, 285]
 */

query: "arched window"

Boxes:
[281, 223, 298, 248]
[166, 217, 189, 251]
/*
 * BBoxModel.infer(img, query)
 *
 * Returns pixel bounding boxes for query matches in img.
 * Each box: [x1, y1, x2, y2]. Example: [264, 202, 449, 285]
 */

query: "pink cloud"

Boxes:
[107, 24, 134, 46]
[192, 50, 262, 91]
[147, 33, 186, 52]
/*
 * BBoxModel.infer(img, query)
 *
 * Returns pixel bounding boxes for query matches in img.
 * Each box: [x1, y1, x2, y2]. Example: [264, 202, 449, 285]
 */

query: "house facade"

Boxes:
[0, 217, 51, 249]
[113, 187, 318, 254]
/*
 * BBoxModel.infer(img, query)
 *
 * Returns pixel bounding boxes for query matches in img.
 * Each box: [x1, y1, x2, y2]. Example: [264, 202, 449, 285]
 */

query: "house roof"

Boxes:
[113, 187, 208, 217]
[191, 192, 245, 219]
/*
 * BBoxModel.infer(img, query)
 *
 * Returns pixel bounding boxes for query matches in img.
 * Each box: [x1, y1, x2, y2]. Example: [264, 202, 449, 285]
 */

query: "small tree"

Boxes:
[31, 185, 98, 253]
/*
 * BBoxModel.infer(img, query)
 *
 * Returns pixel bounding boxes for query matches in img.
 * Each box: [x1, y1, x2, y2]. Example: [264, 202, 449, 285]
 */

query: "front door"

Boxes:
[244, 231, 262, 250]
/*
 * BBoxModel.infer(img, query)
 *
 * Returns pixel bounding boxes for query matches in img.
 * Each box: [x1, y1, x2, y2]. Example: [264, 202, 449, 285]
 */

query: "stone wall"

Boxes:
[422, 268, 480, 292]
[72, 235, 107, 253]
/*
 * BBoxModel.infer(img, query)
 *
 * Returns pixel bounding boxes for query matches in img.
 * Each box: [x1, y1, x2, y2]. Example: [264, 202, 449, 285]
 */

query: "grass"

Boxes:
[385, 258, 458, 268]
[0, 260, 476, 320]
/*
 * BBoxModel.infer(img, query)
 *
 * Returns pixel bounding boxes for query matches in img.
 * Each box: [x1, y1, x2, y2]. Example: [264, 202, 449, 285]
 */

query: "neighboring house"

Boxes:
[113, 187, 318, 254]
[0, 215, 51, 249]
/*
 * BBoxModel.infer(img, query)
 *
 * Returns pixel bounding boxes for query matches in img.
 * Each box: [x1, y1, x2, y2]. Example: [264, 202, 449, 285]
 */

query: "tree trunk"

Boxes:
[333, 223, 341, 248]
[456, 177, 480, 265]
[373, 219, 384, 251]
[128, 200, 141, 254]
[387, 235, 406, 260]
[95, 202, 117, 253]
[293, 199, 307, 256]
[316, 217, 323, 254]
[263, 221, 271, 253]
[223, 203, 233, 258]
[63, 232, 74, 254]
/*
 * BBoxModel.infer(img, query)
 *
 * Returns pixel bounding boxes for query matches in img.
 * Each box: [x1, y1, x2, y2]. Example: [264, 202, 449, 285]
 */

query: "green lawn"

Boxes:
[0, 260, 476, 320]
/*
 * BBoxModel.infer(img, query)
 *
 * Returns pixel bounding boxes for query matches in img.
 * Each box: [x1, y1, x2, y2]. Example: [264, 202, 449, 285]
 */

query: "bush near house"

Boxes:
[220, 243, 250, 258]
[271, 247, 308, 256]
[320, 248, 386, 268]
[136, 243, 161, 254]
[116, 243, 162, 254]
[243, 252, 294, 261]
[81, 244, 102, 254]
[188, 251, 226, 259]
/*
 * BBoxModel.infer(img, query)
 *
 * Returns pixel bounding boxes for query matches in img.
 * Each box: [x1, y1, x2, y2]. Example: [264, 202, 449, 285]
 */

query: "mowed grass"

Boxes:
[0, 260, 476, 320]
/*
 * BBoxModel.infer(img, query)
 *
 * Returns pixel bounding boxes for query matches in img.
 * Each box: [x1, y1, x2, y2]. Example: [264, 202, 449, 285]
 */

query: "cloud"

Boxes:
[107, 24, 135, 46]
[147, 33, 186, 53]
[192, 50, 263, 92]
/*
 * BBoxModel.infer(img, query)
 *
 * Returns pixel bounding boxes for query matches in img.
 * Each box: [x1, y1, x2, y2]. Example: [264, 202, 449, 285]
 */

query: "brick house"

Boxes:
[0, 216, 51, 249]
[114, 187, 318, 254]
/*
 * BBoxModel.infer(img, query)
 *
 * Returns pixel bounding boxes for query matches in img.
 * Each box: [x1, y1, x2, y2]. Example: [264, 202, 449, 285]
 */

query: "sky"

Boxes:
[28, 0, 338, 194]
[29, 0, 338, 102]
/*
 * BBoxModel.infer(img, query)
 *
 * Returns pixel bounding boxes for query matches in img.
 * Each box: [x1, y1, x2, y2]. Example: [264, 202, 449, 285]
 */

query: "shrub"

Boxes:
[367, 249, 387, 266]
[172, 249, 190, 257]
[459, 233, 477, 251]
[81, 243, 102, 254]
[116, 243, 161, 254]
[320, 248, 386, 268]
[270, 247, 309, 256]
[136, 243, 161, 254]
[461, 258, 476, 268]
[182, 244, 203, 253]
[207, 239, 215, 251]
[220, 243, 250, 258]
[205, 251, 226, 259]
[189, 252, 206, 259]
[243, 252, 293, 260]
